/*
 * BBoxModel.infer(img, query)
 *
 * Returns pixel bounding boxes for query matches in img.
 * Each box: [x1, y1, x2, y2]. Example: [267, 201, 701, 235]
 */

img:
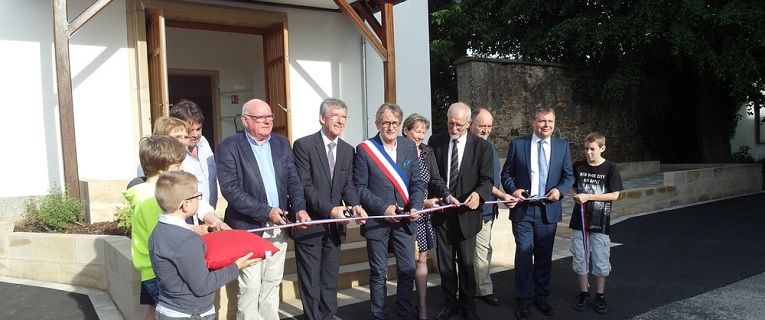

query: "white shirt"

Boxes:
[530, 134, 551, 196]
[382, 137, 397, 162]
[183, 135, 218, 209]
[446, 133, 467, 187]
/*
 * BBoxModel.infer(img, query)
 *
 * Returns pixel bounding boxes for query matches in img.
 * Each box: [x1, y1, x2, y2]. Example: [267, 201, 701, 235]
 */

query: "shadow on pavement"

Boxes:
[336, 193, 765, 320]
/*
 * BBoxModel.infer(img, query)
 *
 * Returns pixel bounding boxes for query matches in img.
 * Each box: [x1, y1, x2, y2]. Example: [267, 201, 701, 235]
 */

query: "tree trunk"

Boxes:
[694, 70, 734, 163]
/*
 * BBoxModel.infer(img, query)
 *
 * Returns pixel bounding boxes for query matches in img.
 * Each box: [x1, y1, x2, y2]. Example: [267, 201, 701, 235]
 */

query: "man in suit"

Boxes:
[354, 103, 426, 320]
[428, 102, 494, 320]
[469, 107, 517, 307]
[500, 107, 574, 320]
[292, 98, 367, 320]
[216, 99, 310, 320]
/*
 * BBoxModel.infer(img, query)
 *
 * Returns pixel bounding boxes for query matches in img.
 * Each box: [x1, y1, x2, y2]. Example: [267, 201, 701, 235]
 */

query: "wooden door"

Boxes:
[147, 8, 169, 123]
[263, 23, 290, 138]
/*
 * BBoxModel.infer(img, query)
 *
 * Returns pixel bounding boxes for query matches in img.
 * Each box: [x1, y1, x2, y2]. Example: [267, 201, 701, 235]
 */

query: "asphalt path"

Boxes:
[336, 193, 765, 320]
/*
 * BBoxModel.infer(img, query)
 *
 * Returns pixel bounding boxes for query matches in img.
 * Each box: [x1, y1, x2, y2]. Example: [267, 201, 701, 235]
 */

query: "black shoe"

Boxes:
[434, 305, 461, 320]
[574, 292, 590, 311]
[463, 308, 481, 320]
[477, 294, 501, 306]
[515, 302, 530, 320]
[594, 295, 608, 314]
[534, 299, 554, 316]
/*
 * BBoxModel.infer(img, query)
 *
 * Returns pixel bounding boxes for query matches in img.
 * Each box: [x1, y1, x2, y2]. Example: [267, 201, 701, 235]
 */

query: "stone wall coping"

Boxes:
[454, 56, 580, 70]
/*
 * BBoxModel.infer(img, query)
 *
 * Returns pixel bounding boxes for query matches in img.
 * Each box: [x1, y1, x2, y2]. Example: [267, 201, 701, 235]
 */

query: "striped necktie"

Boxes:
[449, 139, 459, 190]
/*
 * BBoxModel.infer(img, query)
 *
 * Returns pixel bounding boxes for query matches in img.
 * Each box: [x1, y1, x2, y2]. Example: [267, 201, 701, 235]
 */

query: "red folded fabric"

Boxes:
[201, 230, 278, 270]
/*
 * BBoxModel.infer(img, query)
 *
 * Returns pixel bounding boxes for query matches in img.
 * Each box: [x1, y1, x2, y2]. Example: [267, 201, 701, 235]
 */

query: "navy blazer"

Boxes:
[354, 135, 426, 240]
[428, 132, 494, 239]
[501, 134, 574, 223]
[216, 131, 306, 232]
[292, 131, 360, 244]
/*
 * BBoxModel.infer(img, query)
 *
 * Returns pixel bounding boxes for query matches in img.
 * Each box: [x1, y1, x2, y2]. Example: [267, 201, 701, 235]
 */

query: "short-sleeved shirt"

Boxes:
[568, 160, 623, 235]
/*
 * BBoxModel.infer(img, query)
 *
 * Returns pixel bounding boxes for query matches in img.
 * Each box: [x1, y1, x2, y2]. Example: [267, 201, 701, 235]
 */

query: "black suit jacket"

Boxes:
[428, 132, 494, 239]
[216, 131, 306, 234]
[292, 131, 360, 244]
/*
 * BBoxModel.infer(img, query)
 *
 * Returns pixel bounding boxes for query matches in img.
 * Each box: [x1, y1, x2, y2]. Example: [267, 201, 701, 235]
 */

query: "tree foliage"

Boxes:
[430, 0, 765, 161]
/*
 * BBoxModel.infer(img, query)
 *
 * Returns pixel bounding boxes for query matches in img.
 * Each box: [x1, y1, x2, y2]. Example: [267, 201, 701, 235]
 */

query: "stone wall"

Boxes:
[455, 57, 649, 162]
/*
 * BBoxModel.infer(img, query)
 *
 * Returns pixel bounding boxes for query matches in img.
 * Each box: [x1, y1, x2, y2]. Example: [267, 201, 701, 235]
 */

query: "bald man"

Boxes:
[216, 99, 310, 320]
[469, 108, 517, 307]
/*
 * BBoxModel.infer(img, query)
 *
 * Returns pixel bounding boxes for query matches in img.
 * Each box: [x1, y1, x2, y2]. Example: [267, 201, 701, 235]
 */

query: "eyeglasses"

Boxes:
[184, 193, 203, 201]
[475, 125, 493, 130]
[243, 114, 274, 123]
[380, 121, 400, 128]
[448, 120, 470, 130]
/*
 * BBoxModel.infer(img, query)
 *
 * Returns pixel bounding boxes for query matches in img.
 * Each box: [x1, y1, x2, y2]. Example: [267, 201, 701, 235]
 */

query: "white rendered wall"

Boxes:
[188, 0, 434, 146]
[165, 28, 262, 140]
[364, 0, 433, 140]
[730, 104, 765, 160]
[0, 0, 133, 198]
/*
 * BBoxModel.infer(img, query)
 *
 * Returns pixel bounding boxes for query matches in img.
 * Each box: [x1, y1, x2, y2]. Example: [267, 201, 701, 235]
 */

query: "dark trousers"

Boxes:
[366, 225, 416, 320]
[512, 205, 557, 303]
[435, 216, 478, 311]
[295, 234, 341, 320]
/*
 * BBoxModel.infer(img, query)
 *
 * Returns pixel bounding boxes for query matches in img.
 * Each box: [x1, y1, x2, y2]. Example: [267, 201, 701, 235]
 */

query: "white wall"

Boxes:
[731, 104, 765, 160]
[0, 0, 133, 198]
[364, 0, 433, 141]
[165, 28, 263, 139]
[193, 0, 434, 146]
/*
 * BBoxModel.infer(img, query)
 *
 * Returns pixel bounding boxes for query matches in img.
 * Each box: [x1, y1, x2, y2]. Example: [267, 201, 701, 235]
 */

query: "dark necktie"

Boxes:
[327, 142, 336, 179]
[449, 139, 459, 190]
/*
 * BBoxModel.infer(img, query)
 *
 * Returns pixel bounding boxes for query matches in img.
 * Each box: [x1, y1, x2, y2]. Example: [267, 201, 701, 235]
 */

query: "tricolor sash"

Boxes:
[359, 137, 410, 205]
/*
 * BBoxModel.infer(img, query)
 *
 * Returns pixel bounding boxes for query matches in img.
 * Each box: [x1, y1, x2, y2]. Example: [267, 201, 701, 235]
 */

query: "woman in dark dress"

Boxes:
[403, 113, 456, 319]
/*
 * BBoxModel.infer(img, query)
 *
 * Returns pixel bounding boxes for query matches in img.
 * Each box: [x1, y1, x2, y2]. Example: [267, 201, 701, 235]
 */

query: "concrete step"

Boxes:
[283, 240, 369, 274]
[285, 223, 364, 251]
[280, 256, 400, 301]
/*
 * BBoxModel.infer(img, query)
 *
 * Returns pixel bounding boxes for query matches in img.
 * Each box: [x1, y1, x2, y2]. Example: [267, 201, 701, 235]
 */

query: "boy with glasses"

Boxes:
[149, 171, 259, 320]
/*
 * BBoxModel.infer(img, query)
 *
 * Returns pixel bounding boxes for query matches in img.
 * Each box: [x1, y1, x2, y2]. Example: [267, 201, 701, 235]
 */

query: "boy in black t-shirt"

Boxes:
[568, 132, 623, 314]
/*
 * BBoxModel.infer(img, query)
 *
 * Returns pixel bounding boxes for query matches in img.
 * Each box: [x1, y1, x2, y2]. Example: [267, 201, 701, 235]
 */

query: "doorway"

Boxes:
[141, 0, 291, 139]
[169, 70, 219, 147]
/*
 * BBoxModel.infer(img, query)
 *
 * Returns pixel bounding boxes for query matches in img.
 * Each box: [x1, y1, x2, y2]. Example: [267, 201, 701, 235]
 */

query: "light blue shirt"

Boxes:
[183, 135, 218, 208]
[245, 133, 279, 209]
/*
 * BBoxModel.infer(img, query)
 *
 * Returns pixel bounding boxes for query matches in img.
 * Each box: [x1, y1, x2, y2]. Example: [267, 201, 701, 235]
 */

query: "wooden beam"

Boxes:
[352, 2, 383, 41]
[382, 0, 396, 103]
[333, 0, 387, 61]
[165, 20, 269, 35]
[69, 0, 113, 37]
[52, 0, 81, 200]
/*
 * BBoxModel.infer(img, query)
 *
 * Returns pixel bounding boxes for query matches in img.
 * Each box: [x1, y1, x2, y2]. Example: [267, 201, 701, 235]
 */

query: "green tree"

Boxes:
[431, 0, 765, 162]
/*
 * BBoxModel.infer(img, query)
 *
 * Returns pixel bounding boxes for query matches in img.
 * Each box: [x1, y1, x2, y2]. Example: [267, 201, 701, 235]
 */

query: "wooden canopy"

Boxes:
[52, 0, 407, 199]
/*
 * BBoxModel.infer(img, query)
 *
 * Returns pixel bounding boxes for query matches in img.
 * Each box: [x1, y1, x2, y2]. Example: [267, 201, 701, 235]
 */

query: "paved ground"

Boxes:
[2, 192, 763, 320]
[335, 193, 765, 320]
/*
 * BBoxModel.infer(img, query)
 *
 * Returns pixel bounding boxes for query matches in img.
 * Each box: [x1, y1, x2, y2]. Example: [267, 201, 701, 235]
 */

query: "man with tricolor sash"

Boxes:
[354, 103, 426, 320]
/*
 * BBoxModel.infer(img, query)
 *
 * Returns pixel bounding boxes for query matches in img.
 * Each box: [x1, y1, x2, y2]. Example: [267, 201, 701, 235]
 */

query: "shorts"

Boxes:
[140, 278, 160, 305]
[570, 231, 611, 277]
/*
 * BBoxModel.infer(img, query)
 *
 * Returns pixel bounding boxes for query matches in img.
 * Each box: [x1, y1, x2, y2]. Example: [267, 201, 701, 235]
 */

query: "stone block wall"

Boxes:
[455, 57, 649, 162]
[613, 163, 763, 219]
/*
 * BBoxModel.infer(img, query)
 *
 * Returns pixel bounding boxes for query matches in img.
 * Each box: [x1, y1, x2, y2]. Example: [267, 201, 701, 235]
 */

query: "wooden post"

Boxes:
[382, 0, 396, 103]
[53, 0, 81, 200]
[51, 0, 114, 200]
